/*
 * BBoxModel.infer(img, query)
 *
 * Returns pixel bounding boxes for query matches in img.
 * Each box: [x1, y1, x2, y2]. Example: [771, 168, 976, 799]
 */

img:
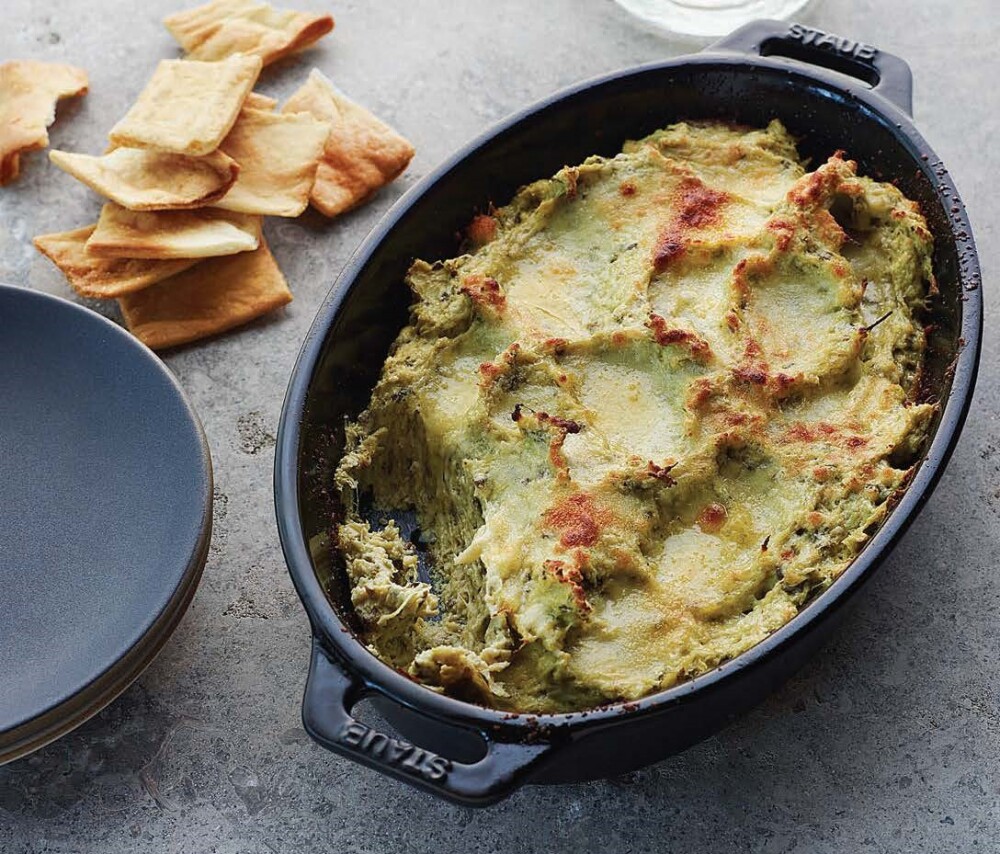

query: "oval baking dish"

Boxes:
[275, 20, 982, 806]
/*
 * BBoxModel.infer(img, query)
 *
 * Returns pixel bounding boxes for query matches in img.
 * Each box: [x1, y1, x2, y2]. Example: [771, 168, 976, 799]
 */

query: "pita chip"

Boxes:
[108, 55, 261, 156]
[49, 148, 240, 210]
[215, 107, 328, 216]
[243, 91, 277, 111]
[33, 225, 198, 298]
[282, 69, 414, 217]
[0, 61, 88, 185]
[86, 203, 261, 259]
[118, 238, 292, 350]
[164, 0, 333, 66]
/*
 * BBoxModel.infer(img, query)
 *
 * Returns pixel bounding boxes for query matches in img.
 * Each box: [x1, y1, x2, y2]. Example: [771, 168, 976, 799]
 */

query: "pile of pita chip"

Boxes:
[50, 148, 240, 210]
[283, 69, 415, 217]
[32, 227, 198, 299]
[216, 105, 330, 216]
[36, 53, 293, 350]
[0, 61, 88, 185]
[87, 205, 263, 259]
[165, 0, 334, 66]
[108, 54, 262, 155]
[34, 1, 416, 351]
[118, 243, 294, 350]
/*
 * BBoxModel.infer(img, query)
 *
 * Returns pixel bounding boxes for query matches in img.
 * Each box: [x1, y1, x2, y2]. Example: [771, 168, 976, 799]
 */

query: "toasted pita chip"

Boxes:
[87, 203, 261, 259]
[164, 0, 333, 66]
[0, 61, 88, 185]
[214, 107, 328, 216]
[243, 91, 277, 111]
[49, 148, 240, 210]
[118, 238, 292, 350]
[282, 70, 414, 217]
[109, 55, 261, 156]
[33, 225, 199, 298]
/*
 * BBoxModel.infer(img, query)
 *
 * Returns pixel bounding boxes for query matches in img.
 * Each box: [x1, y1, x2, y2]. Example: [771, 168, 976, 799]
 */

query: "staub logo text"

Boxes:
[339, 721, 452, 782]
[787, 24, 877, 62]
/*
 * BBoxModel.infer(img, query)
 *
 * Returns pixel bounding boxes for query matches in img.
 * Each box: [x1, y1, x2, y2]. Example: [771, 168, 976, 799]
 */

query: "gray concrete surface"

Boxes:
[1, 0, 997, 851]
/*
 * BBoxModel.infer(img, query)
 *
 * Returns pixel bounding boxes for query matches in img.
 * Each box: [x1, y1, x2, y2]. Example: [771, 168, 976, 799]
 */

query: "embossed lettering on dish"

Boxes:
[339, 721, 452, 781]
[788, 24, 878, 61]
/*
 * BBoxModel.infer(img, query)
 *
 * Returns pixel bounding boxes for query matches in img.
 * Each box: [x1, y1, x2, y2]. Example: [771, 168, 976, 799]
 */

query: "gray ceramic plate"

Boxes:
[0, 285, 212, 763]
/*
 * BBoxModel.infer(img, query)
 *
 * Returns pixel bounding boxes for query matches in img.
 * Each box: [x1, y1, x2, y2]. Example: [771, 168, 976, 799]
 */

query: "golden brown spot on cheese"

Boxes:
[732, 366, 768, 387]
[784, 422, 827, 442]
[477, 342, 519, 392]
[461, 274, 506, 311]
[646, 312, 713, 362]
[788, 154, 853, 208]
[774, 372, 796, 392]
[677, 178, 730, 228]
[767, 218, 796, 252]
[547, 434, 572, 480]
[652, 177, 730, 272]
[563, 167, 579, 199]
[543, 559, 591, 611]
[646, 460, 677, 485]
[479, 360, 502, 382]
[537, 412, 583, 434]
[730, 254, 773, 304]
[685, 376, 717, 411]
[538, 411, 584, 477]
[732, 338, 769, 386]
[697, 502, 728, 532]
[815, 208, 847, 248]
[543, 492, 612, 548]
[784, 421, 868, 451]
[653, 236, 686, 271]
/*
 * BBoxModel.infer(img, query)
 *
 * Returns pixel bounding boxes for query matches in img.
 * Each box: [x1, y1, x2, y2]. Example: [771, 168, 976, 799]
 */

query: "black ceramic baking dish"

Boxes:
[275, 20, 982, 806]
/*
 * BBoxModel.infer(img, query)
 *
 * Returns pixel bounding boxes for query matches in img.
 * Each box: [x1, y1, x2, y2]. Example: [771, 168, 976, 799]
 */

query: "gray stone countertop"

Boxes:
[1, 1, 997, 851]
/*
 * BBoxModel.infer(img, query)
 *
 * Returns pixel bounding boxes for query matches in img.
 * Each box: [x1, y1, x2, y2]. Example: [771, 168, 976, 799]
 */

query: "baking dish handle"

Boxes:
[708, 20, 913, 115]
[302, 639, 558, 806]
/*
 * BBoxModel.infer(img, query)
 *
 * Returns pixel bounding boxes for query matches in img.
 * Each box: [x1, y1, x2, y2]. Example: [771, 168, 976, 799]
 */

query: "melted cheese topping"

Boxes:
[335, 121, 935, 713]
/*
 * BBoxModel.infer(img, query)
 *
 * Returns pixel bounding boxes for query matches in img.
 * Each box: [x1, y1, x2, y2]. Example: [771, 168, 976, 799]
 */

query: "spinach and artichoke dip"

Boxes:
[334, 120, 935, 714]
